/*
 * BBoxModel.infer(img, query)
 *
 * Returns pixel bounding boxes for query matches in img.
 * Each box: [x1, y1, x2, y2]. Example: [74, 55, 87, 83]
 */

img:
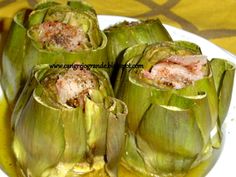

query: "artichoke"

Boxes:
[1, 0, 108, 107]
[104, 19, 172, 76]
[11, 65, 127, 177]
[114, 41, 235, 176]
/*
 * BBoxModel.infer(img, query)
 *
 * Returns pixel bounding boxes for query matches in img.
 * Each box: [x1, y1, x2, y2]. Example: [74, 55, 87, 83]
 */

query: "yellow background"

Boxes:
[0, 1, 232, 176]
[0, 0, 235, 54]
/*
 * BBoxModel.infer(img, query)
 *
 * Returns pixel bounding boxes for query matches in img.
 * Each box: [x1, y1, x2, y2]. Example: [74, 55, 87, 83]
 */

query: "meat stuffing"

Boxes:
[141, 55, 208, 89]
[36, 21, 89, 51]
[56, 68, 97, 108]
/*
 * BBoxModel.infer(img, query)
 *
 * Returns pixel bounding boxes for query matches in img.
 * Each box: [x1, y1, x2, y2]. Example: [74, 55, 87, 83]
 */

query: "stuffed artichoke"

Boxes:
[11, 65, 127, 177]
[114, 41, 235, 176]
[1, 0, 107, 107]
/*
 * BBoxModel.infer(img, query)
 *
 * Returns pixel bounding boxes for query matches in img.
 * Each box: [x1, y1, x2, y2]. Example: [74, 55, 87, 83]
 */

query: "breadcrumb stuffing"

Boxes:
[36, 21, 89, 51]
[56, 68, 97, 108]
[142, 55, 207, 89]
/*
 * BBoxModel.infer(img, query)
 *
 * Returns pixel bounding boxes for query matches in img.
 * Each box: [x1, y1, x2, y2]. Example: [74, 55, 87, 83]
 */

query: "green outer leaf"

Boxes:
[138, 94, 210, 172]
[13, 91, 65, 177]
[121, 131, 146, 175]
[60, 107, 87, 163]
[114, 44, 153, 132]
[88, 69, 114, 99]
[113, 44, 147, 95]
[1, 9, 28, 107]
[34, 1, 60, 10]
[122, 94, 212, 175]
[210, 58, 235, 126]
[116, 76, 151, 132]
[86, 80, 114, 153]
[11, 64, 51, 128]
[105, 19, 172, 65]
[105, 97, 127, 177]
[27, 8, 47, 27]
[176, 75, 218, 129]
[67, 0, 97, 16]
[135, 138, 196, 176]
[85, 97, 108, 156]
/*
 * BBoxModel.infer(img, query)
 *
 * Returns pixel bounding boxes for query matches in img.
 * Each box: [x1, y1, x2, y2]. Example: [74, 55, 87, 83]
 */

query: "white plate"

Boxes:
[0, 15, 235, 177]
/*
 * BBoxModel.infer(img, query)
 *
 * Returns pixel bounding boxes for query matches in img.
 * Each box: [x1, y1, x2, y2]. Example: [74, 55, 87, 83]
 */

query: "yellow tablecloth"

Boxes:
[0, 1, 234, 177]
[0, 0, 236, 55]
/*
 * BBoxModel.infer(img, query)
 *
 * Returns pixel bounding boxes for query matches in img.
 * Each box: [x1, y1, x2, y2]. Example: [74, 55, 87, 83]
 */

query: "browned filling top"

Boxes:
[42, 67, 98, 108]
[36, 21, 89, 51]
[141, 55, 208, 89]
[56, 68, 97, 108]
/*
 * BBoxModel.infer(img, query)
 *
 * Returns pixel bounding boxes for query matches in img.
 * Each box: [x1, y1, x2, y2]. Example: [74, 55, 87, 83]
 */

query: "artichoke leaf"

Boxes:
[13, 91, 65, 177]
[135, 93, 211, 174]
[113, 43, 147, 95]
[60, 107, 87, 163]
[1, 9, 29, 107]
[11, 65, 48, 128]
[105, 97, 127, 177]
[85, 97, 108, 156]
[34, 1, 60, 10]
[121, 131, 148, 176]
[68, 1, 97, 15]
[210, 58, 235, 126]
